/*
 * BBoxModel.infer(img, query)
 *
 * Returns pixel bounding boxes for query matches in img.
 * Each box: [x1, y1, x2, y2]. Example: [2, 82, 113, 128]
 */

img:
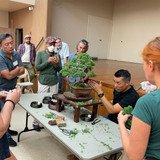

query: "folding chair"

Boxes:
[17, 68, 33, 93]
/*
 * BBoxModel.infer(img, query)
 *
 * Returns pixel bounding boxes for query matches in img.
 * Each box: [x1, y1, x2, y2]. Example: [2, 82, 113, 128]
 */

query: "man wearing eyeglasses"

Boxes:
[54, 37, 70, 93]
[0, 33, 24, 147]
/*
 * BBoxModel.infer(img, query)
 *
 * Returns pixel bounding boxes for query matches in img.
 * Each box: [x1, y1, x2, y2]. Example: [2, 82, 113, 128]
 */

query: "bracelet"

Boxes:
[98, 93, 104, 98]
[4, 99, 15, 110]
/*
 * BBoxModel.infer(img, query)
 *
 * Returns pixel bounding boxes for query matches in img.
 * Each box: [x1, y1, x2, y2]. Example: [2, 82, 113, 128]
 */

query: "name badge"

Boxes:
[13, 60, 18, 66]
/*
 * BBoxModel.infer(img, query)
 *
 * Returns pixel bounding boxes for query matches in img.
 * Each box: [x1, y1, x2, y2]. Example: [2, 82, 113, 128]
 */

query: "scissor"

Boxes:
[91, 118, 101, 125]
[58, 127, 71, 136]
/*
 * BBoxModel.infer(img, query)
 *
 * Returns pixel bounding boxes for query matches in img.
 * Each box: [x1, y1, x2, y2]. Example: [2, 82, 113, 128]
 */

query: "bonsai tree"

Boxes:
[60, 53, 97, 88]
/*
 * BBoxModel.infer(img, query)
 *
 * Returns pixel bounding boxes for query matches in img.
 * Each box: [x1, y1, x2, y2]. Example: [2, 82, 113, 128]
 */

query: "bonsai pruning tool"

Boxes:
[91, 118, 101, 125]
[58, 127, 71, 136]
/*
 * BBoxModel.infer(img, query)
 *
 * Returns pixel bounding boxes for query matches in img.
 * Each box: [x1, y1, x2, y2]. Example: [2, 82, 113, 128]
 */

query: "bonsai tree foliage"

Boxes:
[60, 53, 97, 88]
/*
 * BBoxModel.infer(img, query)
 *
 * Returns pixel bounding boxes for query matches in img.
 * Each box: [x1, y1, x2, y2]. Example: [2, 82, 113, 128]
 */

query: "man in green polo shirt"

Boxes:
[34, 36, 62, 130]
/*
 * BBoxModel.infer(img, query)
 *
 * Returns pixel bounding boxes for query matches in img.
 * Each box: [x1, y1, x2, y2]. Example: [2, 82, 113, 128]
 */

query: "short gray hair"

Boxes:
[76, 39, 89, 52]
[53, 36, 61, 42]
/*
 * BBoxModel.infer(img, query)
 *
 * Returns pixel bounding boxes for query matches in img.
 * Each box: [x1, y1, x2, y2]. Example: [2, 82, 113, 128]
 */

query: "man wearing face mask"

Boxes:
[34, 36, 62, 130]
[36, 36, 62, 94]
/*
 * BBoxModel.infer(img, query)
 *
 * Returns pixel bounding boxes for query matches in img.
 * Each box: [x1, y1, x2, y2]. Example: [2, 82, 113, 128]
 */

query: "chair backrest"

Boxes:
[18, 68, 31, 82]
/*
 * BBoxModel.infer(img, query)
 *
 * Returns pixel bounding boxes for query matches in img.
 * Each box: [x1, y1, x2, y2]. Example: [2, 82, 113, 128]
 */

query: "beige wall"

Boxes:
[0, 11, 9, 28]
[46, 0, 53, 37]
[52, 0, 160, 63]
[0, 28, 15, 40]
[6, 0, 160, 63]
[51, 0, 114, 54]
[109, 0, 160, 63]
[9, 0, 49, 52]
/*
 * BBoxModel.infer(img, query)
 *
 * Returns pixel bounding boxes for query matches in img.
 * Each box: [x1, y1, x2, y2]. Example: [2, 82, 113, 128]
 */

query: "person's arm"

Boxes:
[0, 51, 25, 79]
[17, 44, 22, 54]
[88, 80, 123, 114]
[64, 57, 68, 64]
[0, 91, 8, 102]
[35, 52, 49, 71]
[63, 43, 70, 64]
[0, 89, 20, 138]
[0, 66, 24, 80]
[83, 74, 88, 81]
[83, 69, 90, 81]
[67, 54, 72, 62]
[16, 66, 25, 76]
[118, 112, 150, 160]
[100, 96, 123, 114]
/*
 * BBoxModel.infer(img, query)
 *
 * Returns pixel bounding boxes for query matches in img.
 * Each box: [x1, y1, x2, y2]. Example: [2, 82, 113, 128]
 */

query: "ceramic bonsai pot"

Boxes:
[70, 84, 92, 97]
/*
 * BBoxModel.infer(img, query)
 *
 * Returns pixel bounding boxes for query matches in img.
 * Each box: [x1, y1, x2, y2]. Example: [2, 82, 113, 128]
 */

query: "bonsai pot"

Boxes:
[70, 83, 92, 97]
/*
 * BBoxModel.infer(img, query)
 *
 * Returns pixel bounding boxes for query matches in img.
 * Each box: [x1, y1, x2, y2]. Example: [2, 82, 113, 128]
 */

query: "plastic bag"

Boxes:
[140, 81, 156, 93]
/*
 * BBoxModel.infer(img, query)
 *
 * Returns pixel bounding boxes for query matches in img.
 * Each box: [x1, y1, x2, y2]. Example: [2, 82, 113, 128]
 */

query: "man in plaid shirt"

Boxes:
[17, 35, 36, 92]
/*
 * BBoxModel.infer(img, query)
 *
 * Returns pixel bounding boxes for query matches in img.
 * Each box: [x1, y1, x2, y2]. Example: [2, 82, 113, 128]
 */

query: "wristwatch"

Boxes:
[98, 93, 104, 98]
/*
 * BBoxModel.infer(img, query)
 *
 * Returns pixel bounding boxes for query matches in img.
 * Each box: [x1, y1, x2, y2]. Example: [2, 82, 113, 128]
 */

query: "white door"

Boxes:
[87, 15, 112, 59]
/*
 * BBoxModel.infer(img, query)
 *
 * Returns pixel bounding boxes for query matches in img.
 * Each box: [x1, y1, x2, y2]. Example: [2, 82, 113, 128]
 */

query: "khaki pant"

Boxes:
[23, 62, 35, 82]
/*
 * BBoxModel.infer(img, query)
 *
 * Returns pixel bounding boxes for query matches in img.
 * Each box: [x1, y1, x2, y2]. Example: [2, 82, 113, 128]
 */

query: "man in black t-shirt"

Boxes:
[88, 69, 139, 123]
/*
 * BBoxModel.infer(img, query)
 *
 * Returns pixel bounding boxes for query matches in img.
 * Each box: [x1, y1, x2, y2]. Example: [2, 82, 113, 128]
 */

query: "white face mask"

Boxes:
[47, 45, 54, 52]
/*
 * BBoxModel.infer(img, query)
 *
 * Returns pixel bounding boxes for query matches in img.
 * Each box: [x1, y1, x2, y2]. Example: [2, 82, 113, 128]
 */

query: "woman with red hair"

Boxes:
[118, 37, 160, 160]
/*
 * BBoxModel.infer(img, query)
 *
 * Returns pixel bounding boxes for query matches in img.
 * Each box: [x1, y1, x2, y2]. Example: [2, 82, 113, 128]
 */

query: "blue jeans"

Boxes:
[0, 134, 10, 159]
[57, 72, 62, 94]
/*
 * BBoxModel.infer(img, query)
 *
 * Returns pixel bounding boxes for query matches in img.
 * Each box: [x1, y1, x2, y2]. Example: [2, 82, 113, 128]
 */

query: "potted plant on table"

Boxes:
[60, 53, 97, 97]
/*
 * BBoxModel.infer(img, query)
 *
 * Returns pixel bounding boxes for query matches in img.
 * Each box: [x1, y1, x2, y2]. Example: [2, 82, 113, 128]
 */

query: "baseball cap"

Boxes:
[24, 35, 31, 39]
[46, 36, 55, 44]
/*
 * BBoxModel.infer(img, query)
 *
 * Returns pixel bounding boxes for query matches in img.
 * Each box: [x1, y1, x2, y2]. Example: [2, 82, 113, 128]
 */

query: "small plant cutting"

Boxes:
[122, 105, 133, 129]
[60, 53, 97, 88]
